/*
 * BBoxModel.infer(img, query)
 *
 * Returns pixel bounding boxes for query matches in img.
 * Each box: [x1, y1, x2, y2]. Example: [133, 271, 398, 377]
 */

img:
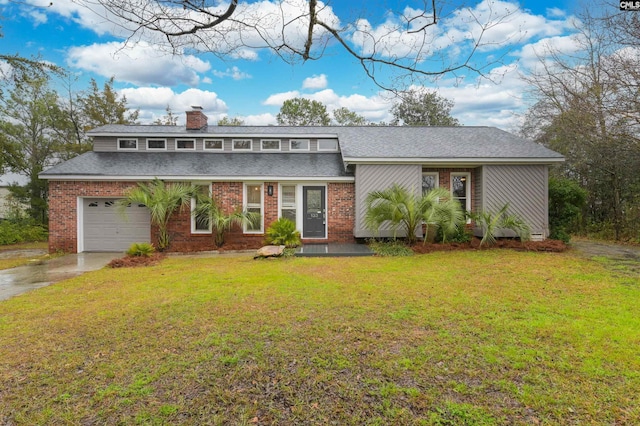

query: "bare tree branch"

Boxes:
[69, 0, 522, 89]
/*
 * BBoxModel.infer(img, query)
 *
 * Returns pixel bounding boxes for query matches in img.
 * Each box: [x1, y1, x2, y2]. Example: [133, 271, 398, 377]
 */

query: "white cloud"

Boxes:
[242, 113, 278, 126]
[25, 9, 47, 25]
[67, 41, 210, 86]
[302, 74, 328, 90]
[262, 88, 394, 123]
[514, 34, 586, 70]
[546, 8, 566, 18]
[36, 0, 340, 61]
[212, 66, 252, 80]
[119, 87, 227, 124]
[263, 91, 301, 106]
[349, 0, 579, 68]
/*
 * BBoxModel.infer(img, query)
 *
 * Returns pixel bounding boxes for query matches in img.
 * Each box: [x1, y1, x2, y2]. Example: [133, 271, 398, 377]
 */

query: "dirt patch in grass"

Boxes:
[0, 242, 51, 270]
[571, 239, 640, 279]
[411, 238, 568, 254]
[107, 253, 165, 268]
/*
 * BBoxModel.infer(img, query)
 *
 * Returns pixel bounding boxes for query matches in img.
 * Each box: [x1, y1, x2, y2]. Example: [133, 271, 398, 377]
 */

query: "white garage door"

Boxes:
[83, 198, 151, 252]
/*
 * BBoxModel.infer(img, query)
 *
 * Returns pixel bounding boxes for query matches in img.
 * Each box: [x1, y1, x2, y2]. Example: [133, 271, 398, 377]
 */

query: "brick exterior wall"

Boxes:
[47, 180, 140, 253]
[326, 182, 356, 243]
[48, 180, 356, 253]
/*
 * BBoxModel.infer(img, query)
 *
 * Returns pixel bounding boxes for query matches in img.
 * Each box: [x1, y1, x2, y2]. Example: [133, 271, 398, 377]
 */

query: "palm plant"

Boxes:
[118, 179, 195, 251]
[193, 193, 260, 247]
[265, 217, 301, 247]
[472, 203, 531, 247]
[364, 184, 465, 244]
[421, 187, 466, 243]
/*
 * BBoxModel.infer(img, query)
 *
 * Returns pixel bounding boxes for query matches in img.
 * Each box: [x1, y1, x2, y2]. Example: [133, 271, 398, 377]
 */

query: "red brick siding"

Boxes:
[326, 182, 356, 243]
[47, 181, 140, 253]
[48, 180, 356, 253]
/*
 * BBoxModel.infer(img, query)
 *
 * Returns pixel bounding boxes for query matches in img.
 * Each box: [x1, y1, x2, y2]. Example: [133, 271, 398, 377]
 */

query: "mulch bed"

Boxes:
[106, 239, 567, 267]
[107, 253, 165, 268]
[411, 238, 568, 254]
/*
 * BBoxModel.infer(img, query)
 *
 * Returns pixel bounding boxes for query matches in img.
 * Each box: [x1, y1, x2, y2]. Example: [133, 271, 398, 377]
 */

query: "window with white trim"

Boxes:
[233, 139, 252, 151]
[176, 139, 196, 150]
[451, 172, 471, 213]
[422, 172, 439, 194]
[317, 139, 339, 151]
[290, 139, 309, 151]
[204, 139, 224, 151]
[261, 139, 280, 151]
[244, 183, 263, 233]
[118, 138, 137, 150]
[280, 184, 297, 227]
[147, 138, 166, 150]
[191, 184, 212, 234]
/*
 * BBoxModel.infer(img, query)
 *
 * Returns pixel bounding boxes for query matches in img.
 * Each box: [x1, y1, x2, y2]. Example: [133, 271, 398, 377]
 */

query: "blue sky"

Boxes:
[0, 0, 587, 130]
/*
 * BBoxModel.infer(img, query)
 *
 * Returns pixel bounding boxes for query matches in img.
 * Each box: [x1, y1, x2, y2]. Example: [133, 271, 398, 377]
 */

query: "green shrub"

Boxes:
[549, 177, 587, 243]
[126, 242, 156, 257]
[265, 218, 301, 248]
[0, 220, 48, 245]
[435, 223, 472, 243]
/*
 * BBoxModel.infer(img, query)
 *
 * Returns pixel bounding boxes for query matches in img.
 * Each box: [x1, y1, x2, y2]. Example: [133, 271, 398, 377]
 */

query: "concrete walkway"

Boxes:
[0, 252, 122, 301]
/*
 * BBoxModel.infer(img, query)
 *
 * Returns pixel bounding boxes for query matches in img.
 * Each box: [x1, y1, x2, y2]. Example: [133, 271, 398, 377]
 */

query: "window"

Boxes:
[244, 183, 263, 233]
[422, 172, 439, 194]
[290, 139, 309, 151]
[280, 184, 297, 227]
[261, 139, 281, 151]
[118, 138, 137, 150]
[191, 184, 212, 233]
[176, 139, 196, 150]
[147, 139, 166, 150]
[233, 139, 252, 151]
[204, 139, 224, 151]
[318, 139, 339, 151]
[451, 172, 471, 214]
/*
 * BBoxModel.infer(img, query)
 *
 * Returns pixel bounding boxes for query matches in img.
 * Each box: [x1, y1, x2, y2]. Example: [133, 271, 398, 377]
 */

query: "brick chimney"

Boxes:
[186, 106, 208, 130]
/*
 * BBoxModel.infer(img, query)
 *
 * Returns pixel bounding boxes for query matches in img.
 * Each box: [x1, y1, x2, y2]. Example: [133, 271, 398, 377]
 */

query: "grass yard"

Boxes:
[0, 250, 638, 425]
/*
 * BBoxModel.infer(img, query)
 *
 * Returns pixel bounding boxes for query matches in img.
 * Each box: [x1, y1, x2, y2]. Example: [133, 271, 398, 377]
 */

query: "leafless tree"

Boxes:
[74, 0, 522, 89]
[520, 6, 640, 240]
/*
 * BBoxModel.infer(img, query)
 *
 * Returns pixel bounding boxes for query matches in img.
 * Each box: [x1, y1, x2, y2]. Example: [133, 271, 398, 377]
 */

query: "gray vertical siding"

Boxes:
[481, 165, 549, 237]
[93, 137, 116, 151]
[354, 164, 422, 238]
[474, 167, 483, 213]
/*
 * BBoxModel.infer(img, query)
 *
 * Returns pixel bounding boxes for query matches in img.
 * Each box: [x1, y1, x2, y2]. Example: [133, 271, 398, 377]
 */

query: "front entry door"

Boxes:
[303, 186, 326, 238]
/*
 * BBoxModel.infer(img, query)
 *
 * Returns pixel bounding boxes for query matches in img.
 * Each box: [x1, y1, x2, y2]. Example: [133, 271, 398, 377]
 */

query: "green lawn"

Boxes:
[0, 250, 638, 425]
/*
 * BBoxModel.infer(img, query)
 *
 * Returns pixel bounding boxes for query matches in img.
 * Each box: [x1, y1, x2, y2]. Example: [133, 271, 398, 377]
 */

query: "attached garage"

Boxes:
[81, 198, 151, 252]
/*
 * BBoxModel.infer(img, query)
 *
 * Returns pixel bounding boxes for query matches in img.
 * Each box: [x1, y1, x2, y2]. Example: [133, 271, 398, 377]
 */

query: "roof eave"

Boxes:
[39, 174, 355, 182]
[88, 131, 340, 139]
[342, 157, 565, 166]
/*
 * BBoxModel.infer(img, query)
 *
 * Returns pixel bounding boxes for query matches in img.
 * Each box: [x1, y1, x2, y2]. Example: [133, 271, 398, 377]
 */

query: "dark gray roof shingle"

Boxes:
[88, 125, 562, 160]
[334, 126, 563, 160]
[40, 152, 351, 179]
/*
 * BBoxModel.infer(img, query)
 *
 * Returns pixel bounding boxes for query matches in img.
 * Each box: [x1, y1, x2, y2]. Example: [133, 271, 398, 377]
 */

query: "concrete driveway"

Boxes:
[0, 252, 122, 301]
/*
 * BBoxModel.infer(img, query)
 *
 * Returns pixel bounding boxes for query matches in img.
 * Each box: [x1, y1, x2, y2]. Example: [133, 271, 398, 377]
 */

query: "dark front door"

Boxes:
[303, 186, 326, 238]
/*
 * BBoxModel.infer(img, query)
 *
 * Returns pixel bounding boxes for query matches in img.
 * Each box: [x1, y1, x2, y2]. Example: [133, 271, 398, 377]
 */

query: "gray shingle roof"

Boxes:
[40, 152, 351, 179]
[88, 125, 563, 161]
[334, 126, 563, 160]
[48, 126, 563, 180]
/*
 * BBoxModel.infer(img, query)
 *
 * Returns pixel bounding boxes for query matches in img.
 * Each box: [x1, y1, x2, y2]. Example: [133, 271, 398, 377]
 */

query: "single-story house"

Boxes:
[40, 107, 564, 253]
